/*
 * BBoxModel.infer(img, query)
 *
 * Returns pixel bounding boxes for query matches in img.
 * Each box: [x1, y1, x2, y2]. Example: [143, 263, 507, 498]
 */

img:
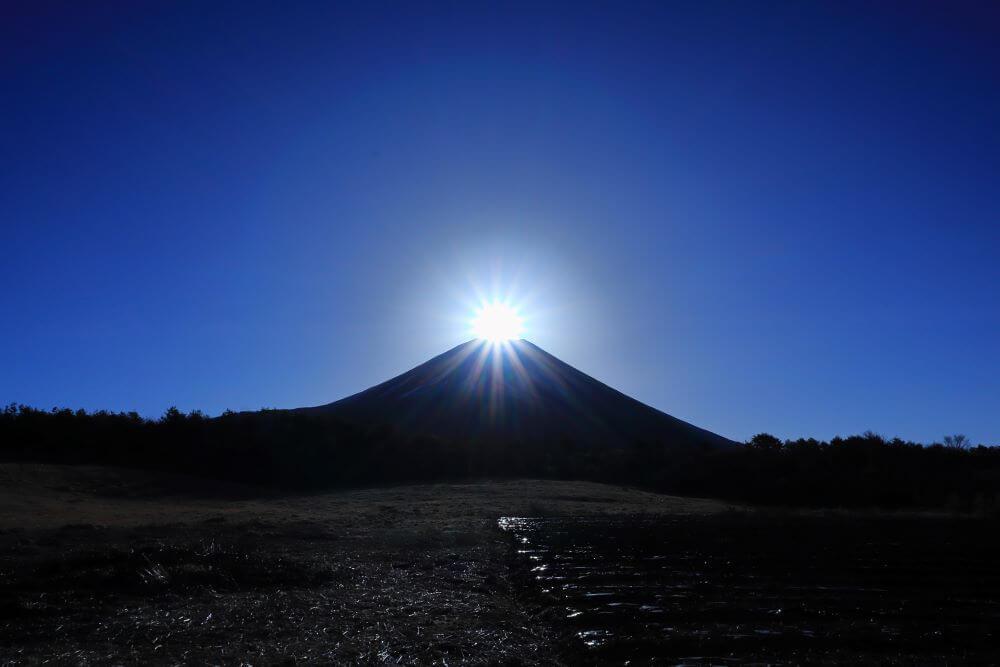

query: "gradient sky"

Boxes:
[3, 2, 998, 444]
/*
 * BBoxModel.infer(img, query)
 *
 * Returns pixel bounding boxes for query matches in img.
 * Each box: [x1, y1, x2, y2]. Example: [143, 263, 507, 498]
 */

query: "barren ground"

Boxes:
[3, 465, 997, 665]
[0, 464, 727, 664]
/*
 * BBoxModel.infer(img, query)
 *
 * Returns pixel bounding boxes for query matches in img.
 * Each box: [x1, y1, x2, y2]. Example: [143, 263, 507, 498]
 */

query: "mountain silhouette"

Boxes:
[301, 339, 734, 450]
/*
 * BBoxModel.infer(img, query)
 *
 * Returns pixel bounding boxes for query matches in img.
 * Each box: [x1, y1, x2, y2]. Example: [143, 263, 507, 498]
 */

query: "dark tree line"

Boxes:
[2, 404, 998, 511]
[663, 432, 1000, 512]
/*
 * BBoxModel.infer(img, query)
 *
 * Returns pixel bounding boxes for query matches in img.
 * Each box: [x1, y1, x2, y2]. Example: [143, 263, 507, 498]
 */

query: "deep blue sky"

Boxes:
[3, 2, 998, 443]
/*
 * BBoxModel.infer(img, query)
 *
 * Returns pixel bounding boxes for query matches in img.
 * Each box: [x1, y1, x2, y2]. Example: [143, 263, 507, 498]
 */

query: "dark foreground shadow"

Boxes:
[502, 512, 1000, 663]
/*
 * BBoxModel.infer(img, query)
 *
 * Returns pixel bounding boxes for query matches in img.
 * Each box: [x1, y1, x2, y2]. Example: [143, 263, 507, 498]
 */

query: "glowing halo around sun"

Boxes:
[471, 301, 524, 342]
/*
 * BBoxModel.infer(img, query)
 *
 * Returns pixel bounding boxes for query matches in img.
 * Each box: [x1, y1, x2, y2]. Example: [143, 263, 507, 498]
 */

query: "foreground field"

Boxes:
[1, 465, 997, 664]
[0, 465, 725, 664]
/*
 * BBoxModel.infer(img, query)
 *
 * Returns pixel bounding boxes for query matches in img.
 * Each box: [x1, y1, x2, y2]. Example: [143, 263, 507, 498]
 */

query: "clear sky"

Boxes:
[3, 2, 998, 444]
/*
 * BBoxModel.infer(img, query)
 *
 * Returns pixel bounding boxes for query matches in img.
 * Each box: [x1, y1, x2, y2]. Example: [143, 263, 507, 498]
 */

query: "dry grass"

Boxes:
[1, 465, 991, 664]
[0, 464, 730, 664]
[0, 463, 732, 532]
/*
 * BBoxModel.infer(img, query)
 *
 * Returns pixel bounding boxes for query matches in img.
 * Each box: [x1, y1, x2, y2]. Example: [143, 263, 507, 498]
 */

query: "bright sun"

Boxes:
[471, 302, 524, 342]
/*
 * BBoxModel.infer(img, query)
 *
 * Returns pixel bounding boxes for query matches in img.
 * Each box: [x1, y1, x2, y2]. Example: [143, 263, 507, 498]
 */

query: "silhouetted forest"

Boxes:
[2, 404, 998, 511]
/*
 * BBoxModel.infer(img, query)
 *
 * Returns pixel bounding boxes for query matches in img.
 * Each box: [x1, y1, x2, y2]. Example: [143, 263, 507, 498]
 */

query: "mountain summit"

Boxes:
[302, 340, 734, 450]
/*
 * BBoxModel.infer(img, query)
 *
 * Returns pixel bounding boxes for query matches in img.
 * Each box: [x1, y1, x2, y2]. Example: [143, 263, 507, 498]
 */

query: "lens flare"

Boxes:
[471, 302, 524, 342]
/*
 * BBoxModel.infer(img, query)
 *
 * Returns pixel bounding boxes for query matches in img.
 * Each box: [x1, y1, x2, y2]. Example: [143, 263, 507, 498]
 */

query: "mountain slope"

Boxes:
[301, 340, 734, 450]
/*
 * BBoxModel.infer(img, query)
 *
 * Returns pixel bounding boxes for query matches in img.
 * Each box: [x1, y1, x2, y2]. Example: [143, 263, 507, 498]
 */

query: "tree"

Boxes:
[747, 433, 783, 451]
[161, 406, 183, 422]
[943, 434, 971, 450]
